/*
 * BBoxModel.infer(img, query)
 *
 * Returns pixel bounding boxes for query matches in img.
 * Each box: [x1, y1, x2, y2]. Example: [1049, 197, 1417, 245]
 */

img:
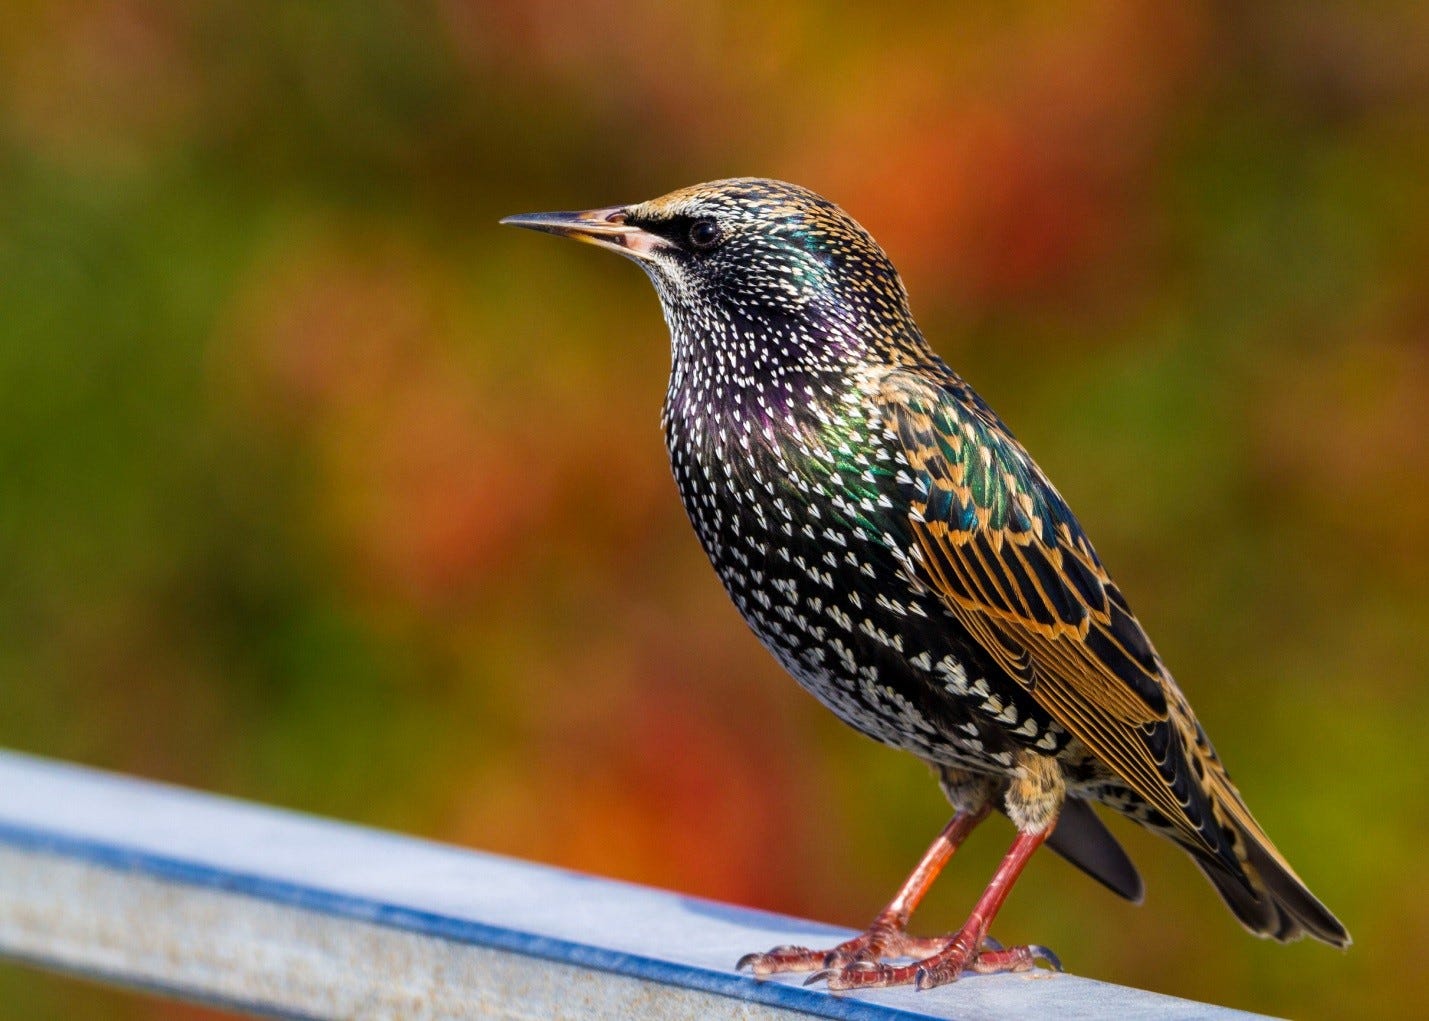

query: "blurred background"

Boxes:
[1, 2, 1425, 1018]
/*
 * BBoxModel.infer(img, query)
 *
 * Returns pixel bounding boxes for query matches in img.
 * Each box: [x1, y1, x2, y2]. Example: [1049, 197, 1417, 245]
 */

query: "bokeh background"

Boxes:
[1, 2, 1426, 1018]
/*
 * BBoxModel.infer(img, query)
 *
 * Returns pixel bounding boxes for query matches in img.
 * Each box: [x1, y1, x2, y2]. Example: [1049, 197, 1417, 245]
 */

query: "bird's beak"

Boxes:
[499, 206, 661, 262]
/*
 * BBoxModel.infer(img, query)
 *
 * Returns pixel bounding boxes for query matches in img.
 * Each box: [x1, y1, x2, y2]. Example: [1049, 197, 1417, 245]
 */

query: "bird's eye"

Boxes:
[687, 218, 721, 251]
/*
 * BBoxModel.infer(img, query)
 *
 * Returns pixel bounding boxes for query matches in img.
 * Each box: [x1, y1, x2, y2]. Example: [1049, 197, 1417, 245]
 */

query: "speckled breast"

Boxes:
[662, 379, 1069, 776]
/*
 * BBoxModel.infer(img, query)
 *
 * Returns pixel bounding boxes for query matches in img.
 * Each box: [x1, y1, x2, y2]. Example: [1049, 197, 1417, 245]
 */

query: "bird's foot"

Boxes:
[735, 918, 946, 977]
[800, 931, 1061, 991]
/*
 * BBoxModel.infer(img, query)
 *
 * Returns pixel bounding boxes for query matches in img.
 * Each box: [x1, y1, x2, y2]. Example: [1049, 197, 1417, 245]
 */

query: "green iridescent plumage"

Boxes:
[503, 178, 1349, 989]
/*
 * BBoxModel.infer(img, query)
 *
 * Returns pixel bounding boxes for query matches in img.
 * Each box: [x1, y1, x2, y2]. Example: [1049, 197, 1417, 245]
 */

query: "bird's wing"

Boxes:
[876, 366, 1223, 856]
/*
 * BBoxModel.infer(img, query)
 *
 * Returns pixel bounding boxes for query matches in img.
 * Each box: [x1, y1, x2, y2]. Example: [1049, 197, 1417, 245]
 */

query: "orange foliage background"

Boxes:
[2, 3, 1426, 1018]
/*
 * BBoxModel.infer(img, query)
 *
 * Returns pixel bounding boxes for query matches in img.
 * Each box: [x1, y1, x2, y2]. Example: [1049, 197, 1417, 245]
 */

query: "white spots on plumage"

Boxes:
[936, 656, 968, 692]
[869, 684, 938, 737]
[877, 593, 907, 617]
[859, 617, 903, 653]
[655, 229, 1069, 773]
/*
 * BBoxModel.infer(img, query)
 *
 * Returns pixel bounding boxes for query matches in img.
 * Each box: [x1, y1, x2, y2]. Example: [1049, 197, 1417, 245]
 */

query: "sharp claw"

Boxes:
[735, 953, 759, 972]
[980, 934, 1004, 951]
[804, 969, 835, 987]
[913, 965, 934, 991]
[1028, 944, 1063, 972]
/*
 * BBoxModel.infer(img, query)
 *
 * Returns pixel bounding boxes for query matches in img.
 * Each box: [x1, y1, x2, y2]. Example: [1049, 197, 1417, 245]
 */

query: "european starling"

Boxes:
[502, 179, 1349, 989]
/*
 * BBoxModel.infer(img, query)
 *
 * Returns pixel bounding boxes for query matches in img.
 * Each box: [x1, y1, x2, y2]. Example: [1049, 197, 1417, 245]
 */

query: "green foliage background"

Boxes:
[2, 3, 1425, 1018]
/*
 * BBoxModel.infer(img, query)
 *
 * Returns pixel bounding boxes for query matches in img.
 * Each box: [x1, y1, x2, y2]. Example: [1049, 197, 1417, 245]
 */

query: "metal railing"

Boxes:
[0, 752, 1263, 1019]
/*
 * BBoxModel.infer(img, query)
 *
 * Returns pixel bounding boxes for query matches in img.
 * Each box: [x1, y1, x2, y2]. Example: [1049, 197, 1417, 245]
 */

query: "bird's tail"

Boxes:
[1192, 828, 1349, 946]
[1189, 761, 1350, 948]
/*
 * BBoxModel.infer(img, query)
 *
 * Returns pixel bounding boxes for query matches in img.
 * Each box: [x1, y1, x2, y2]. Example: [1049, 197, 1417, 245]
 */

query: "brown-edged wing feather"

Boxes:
[878, 367, 1349, 946]
[876, 367, 1229, 860]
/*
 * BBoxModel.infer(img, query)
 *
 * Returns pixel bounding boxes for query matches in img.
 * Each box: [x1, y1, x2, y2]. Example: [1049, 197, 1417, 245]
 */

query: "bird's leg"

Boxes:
[814, 754, 1065, 990]
[815, 822, 1060, 990]
[736, 803, 991, 977]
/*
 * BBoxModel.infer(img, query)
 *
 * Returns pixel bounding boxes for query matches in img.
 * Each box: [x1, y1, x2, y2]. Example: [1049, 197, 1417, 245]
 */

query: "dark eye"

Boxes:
[687, 218, 721, 251]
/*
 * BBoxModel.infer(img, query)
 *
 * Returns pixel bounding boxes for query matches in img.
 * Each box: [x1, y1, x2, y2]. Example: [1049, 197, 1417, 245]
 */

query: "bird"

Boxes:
[501, 178, 1350, 990]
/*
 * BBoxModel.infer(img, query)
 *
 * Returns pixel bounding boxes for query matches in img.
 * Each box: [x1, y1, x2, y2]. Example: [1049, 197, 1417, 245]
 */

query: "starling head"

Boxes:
[502, 178, 926, 369]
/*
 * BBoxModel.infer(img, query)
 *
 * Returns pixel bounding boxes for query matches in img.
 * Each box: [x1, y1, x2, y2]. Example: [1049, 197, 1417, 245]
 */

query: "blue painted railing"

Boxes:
[0, 752, 1264, 1019]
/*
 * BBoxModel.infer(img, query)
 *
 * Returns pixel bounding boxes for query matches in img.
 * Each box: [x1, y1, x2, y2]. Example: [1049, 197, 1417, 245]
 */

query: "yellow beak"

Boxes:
[500, 206, 662, 262]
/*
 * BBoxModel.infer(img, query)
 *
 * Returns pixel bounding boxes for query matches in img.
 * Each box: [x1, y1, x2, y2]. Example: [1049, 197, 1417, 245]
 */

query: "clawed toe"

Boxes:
[1028, 944, 1063, 971]
[817, 959, 922, 990]
[735, 952, 762, 972]
[736, 944, 828, 976]
[740, 931, 929, 989]
[737, 925, 900, 980]
[964, 939, 1063, 977]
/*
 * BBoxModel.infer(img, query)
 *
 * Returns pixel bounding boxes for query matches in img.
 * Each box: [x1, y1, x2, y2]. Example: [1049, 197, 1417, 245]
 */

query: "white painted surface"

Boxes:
[0, 751, 1268, 1019]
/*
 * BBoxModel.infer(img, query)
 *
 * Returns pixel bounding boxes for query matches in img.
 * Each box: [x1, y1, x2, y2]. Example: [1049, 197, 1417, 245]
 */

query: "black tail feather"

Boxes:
[1046, 797, 1145, 904]
[1192, 823, 1350, 948]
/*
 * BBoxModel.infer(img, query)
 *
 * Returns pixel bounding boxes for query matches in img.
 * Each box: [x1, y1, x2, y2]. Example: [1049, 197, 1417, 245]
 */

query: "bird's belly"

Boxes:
[730, 562, 1022, 771]
[668, 441, 1065, 774]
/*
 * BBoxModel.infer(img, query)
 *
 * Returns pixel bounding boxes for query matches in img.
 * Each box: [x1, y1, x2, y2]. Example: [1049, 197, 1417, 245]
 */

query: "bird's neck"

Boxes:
[659, 307, 920, 487]
[662, 306, 857, 430]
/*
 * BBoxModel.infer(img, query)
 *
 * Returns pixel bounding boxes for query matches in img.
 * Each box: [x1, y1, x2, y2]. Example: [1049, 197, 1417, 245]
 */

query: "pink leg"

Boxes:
[813, 823, 1062, 991]
[737, 804, 990, 977]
